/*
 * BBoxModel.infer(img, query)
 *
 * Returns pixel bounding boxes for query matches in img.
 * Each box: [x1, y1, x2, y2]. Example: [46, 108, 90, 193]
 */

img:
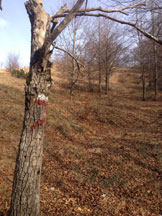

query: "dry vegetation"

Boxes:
[0, 67, 162, 215]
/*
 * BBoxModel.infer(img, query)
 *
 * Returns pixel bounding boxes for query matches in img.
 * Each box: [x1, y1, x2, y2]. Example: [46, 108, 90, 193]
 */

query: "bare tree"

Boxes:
[97, 18, 102, 92]
[54, 1, 162, 45]
[83, 19, 122, 93]
[100, 22, 122, 94]
[83, 37, 97, 92]
[135, 7, 147, 101]
[131, 1, 162, 100]
[133, 39, 147, 101]
[9, 1, 85, 216]
[6, 52, 20, 73]
[55, 13, 85, 95]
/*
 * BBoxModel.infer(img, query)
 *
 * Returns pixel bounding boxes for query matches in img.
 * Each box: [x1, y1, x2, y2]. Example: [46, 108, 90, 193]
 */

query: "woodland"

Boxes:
[0, 0, 162, 215]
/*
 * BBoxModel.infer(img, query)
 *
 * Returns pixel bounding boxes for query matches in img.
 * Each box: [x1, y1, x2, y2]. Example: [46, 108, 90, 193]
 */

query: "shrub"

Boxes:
[11, 69, 28, 79]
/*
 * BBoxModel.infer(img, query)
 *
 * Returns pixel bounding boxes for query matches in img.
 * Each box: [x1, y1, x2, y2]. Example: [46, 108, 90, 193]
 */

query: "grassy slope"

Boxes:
[0, 68, 162, 216]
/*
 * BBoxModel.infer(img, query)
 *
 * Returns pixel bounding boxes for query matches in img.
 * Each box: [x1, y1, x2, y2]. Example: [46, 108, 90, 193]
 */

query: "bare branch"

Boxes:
[53, 2, 146, 17]
[72, 13, 162, 46]
[54, 44, 84, 68]
[53, 44, 84, 88]
[51, 1, 162, 46]
[50, 1, 162, 46]
[50, 4, 67, 32]
[48, 0, 85, 43]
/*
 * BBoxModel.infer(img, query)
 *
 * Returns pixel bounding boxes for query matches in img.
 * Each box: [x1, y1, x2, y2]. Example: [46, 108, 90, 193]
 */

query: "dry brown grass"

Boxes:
[0, 69, 26, 91]
[0, 67, 162, 216]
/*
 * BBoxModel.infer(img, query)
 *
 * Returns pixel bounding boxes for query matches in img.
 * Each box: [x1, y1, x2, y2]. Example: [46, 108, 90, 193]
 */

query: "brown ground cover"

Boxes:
[0, 68, 162, 215]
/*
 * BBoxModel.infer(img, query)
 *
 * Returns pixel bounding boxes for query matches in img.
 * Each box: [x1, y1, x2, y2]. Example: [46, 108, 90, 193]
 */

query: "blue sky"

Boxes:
[0, 0, 108, 68]
[0, 1, 30, 67]
[0, 0, 66, 67]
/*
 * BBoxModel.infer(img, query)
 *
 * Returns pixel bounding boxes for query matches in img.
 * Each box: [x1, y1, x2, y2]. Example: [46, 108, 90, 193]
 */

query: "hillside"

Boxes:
[0, 68, 162, 216]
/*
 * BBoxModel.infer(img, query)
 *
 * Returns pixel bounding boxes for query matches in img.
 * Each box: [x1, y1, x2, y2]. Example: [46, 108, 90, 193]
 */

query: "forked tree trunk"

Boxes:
[9, 0, 85, 215]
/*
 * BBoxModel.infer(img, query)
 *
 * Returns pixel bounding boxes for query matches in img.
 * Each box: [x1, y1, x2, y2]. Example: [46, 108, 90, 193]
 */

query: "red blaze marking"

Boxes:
[32, 98, 48, 129]
[31, 117, 47, 130]
[35, 100, 48, 106]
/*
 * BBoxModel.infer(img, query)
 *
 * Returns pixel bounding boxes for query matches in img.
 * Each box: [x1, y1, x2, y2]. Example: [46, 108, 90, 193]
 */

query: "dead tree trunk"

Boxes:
[9, 0, 85, 215]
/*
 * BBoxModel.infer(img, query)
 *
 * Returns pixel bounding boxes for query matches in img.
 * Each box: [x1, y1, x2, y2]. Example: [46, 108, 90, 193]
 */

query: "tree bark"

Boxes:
[98, 18, 102, 93]
[98, 63, 102, 92]
[151, 2, 158, 101]
[9, 2, 52, 216]
[105, 68, 110, 95]
[153, 44, 158, 100]
[9, 0, 85, 215]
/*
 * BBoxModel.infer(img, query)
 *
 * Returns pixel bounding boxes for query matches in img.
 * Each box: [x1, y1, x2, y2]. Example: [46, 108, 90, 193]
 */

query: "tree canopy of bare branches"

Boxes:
[52, 1, 162, 45]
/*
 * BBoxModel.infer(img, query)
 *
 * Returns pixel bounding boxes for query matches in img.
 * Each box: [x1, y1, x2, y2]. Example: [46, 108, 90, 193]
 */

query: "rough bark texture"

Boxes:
[9, 0, 85, 215]
[9, 1, 52, 216]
